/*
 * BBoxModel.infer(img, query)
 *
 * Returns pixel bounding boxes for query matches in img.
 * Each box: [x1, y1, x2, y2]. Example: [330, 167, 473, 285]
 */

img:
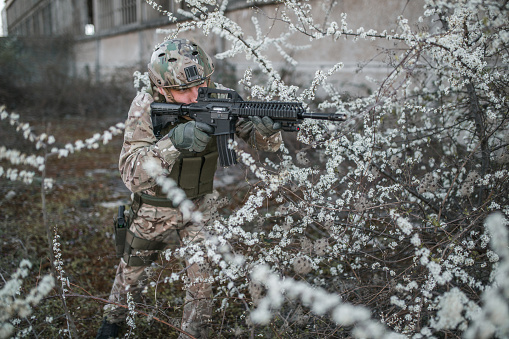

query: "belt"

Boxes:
[132, 192, 174, 210]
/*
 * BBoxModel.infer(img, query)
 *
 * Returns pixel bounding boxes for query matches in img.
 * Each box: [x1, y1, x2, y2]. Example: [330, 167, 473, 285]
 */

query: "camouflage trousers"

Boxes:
[103, 193, 216, 337]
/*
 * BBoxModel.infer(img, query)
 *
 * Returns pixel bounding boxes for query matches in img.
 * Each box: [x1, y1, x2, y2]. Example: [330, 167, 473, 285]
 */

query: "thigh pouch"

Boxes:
[114, 193, 174, 267]
[122, 229, 167, 266]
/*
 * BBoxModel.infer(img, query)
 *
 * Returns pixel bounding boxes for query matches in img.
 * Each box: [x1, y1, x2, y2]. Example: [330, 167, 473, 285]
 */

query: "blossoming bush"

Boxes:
[0, 260, 54, 339]
[151, 0, 508, 337]
[1, 0, 508, 337]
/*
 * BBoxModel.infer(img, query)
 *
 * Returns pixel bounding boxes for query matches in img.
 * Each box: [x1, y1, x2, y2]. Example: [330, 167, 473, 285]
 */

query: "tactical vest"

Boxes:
[154, 118, 218, 200]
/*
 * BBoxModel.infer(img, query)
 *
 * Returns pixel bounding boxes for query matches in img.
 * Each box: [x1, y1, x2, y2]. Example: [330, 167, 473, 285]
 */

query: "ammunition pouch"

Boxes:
[161, 120, 218, 200]
[167, 150, 218, 199]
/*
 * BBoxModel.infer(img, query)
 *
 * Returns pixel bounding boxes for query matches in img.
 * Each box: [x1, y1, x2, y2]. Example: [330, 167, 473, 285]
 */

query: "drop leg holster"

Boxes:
[114, 193, 173, 266]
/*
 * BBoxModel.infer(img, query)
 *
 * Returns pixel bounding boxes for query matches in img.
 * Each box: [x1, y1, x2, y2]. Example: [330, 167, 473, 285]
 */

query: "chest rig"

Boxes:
[116, 118, 219, 267]
[156, 118, 218, 200]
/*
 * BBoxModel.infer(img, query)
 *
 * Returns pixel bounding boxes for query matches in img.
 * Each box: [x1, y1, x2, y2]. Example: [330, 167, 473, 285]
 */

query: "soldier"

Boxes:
[96, 38, 282, 338]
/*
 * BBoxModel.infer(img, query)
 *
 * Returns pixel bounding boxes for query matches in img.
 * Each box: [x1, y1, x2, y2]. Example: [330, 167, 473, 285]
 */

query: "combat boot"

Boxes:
[96, 317, 120, 339]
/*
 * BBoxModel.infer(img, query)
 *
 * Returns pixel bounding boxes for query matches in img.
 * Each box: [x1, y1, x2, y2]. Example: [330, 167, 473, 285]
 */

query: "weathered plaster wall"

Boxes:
[74, 0, 427, 96]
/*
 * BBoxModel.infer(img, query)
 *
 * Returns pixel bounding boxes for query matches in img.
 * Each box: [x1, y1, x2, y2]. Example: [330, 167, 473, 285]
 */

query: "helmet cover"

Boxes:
[148, 39, 215, 89]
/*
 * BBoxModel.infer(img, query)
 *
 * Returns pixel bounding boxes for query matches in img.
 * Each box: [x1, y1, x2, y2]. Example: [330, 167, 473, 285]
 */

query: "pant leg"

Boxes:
[179, 224, 213, 329]
[103, 259, 147, 323]
[178, 194, 216, 337]
[103, 204, 180, 323]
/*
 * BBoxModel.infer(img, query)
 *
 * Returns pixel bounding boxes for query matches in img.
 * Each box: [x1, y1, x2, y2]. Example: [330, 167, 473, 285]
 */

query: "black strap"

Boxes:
[125, 229, 167, 251]
[134, 192, 174, 208]
[124, 252, 159, 267]
[123, 229, 167, 267]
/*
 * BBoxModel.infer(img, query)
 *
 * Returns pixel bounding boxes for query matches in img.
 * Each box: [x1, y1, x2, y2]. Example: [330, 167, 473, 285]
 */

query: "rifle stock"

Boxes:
[150, 87, 346, 167]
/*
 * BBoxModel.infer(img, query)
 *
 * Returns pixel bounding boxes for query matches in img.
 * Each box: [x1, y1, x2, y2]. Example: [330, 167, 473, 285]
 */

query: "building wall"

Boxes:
[3, 0, 427, 96]
[3, 0, 89, 36]
[75, 0, 426, 95]
[223, 0, 425, 95]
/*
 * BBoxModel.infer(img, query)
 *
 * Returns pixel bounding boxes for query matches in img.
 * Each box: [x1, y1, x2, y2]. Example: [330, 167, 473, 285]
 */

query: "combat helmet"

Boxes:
[148, 39, 215, 89]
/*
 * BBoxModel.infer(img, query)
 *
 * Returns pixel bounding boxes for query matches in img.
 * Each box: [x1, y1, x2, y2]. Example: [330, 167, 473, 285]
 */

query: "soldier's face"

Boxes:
[168, 83, 207, 104]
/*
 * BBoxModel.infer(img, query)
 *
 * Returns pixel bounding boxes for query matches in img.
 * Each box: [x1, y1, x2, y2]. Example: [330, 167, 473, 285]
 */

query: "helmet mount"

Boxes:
[185, 65, 201, 82]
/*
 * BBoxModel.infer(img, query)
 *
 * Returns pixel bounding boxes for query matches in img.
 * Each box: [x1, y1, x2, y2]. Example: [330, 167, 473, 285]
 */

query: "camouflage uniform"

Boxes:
[103, 84, 282, 337]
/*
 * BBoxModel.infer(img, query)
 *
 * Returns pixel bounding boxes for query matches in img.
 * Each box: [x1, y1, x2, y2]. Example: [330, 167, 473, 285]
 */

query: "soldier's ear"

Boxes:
[157, 87, 165, 95]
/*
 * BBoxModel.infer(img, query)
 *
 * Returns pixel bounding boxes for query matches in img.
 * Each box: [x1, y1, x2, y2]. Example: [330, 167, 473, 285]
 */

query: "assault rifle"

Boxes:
[150, 87, 346, 167]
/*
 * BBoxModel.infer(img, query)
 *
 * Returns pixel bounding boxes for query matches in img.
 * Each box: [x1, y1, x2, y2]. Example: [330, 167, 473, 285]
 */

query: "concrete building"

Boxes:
[2, 0, 426, 95]
[3, 0, 87, 36]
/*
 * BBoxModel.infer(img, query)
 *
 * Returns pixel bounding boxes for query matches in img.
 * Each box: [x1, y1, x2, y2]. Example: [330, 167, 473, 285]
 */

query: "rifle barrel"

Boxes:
[300, 112, 347, 121]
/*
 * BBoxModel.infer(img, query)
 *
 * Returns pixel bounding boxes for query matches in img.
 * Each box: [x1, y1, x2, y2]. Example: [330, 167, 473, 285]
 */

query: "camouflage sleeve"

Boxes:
[119, 93, 180, 193]
[235, 118, 282, 152]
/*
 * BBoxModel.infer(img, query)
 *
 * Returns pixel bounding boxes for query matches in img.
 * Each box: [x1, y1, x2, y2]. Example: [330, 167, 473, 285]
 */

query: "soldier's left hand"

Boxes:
[249, 116, 282, 138]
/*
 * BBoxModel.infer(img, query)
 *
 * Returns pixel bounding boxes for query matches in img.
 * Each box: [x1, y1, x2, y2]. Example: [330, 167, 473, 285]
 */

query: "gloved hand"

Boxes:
[168, 121, 214, 153]
[249, 116, 282, 138]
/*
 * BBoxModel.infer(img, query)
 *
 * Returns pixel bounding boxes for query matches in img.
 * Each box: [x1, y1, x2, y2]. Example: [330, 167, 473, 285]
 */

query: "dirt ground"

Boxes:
[0, 108, 264, 338]
[1, 114, 128, 335]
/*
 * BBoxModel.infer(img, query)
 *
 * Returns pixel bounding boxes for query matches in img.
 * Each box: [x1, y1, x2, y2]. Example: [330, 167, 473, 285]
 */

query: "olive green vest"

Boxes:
[155, 118, 218, 200]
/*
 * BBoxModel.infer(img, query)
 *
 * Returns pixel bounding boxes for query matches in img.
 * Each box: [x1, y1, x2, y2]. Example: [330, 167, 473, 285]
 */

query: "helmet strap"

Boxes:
[157, 77, 211, 103]
[158, 87, 175, 103]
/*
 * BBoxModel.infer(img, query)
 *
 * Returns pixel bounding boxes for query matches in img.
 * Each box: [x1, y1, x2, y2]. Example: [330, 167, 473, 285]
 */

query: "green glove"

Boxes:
[249, 116, 282, 138]
[168, 121, 214, 153]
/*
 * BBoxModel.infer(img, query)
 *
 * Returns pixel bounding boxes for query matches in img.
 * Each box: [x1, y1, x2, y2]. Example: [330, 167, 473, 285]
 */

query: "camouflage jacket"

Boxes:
[119, 87, 282, 198]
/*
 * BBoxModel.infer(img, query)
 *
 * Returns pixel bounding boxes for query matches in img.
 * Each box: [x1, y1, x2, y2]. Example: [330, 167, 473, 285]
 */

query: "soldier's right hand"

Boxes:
[168, 121, 214, 153]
